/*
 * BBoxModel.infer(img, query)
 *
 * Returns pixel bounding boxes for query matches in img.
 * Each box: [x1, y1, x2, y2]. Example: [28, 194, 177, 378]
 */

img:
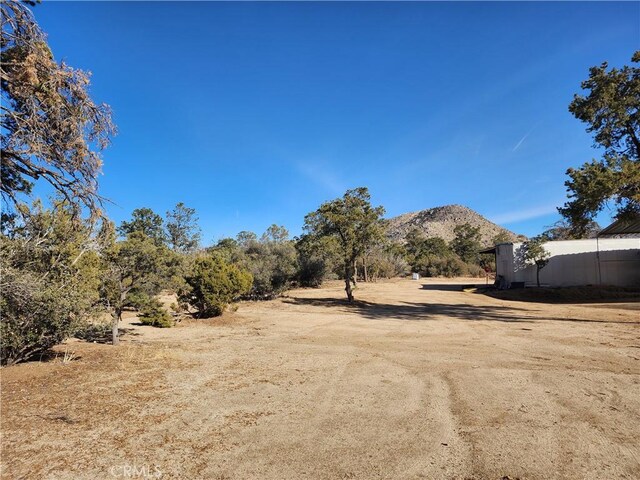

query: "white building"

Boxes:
[492, 238, 640, 287]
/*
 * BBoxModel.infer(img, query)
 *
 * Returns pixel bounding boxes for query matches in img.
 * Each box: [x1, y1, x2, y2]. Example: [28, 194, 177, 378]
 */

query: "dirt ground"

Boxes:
[2, 278, 639, 480]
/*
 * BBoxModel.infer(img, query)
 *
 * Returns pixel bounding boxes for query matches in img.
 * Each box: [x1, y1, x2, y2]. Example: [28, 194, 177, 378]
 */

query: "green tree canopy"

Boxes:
[101, 230, 172, 344]
[210, 227, 298, 298]
[492, 231, 513, 245]
[402, 230, 468, 278]
[166, 202, 201, 253]
[303, 187, 385, 302]
[180, 255, 252, 317]
[295, 233, 342, 287]
[406, 230, 452, 260]
[559, 51, 640, 236]
[209, 237, 245, 264]
[1, 200, 108, 364]
[450, 223, 482, 264]
[118, 207, 166, 245]
[261, 224, 289, 244]
[236, 231, 258, 248]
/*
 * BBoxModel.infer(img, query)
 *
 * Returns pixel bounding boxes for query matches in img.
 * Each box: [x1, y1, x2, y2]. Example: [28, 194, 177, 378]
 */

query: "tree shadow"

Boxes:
[12, 326, 141, 365]
[281, 297, 639, 325]
[420, 283, 482, 291]
[481, 285, 640, 305]
[74, 326, 139, 344]
[32, 350, 84, 363]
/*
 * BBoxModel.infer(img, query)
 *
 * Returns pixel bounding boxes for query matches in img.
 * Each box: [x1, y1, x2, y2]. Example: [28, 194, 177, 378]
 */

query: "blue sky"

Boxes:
[33, 1, 639, 243]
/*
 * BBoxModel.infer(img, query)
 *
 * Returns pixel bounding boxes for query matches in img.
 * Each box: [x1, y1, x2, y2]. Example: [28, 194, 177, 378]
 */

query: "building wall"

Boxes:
[495, 238, 640, 287]
[495, 243, 515, 286]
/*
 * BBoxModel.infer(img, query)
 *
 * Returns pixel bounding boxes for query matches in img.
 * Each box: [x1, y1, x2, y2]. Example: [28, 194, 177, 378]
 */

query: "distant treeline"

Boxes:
[1, 188, 503, 365]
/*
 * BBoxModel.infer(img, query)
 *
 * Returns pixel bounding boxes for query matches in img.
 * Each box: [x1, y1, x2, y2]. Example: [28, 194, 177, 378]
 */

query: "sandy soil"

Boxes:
[2, 278, 639, 480]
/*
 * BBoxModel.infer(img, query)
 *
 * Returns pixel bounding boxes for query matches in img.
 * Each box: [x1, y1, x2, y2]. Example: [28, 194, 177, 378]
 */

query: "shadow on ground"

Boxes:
[420, 283, 482, 292]
[282, 297, 639, 325]
[482, 285, 640, 305]
[74, 326, 139, 344]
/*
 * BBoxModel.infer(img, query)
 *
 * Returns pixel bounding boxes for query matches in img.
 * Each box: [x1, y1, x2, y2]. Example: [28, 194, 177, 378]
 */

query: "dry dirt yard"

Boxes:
[2, 278, 640, 480]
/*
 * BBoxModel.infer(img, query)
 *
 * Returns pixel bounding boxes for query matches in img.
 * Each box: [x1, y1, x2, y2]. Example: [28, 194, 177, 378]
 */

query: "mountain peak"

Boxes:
[386, 205, 523, 245]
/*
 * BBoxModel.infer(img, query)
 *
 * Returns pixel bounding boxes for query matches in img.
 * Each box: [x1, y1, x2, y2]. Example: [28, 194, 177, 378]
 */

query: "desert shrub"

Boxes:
[404, 229, 490, 278]
[211, 227, 298, 297]
[1, 265, 89, 365]
[246, 241, 297, 297]
[0, 202, 105, 365]
[297, 256, 326, 287]
[366, 250, 410, 280]
[74, 321, 112, 343]
[295, 233, 342, 287]
[419, 256, 466, 277]
[244, 227, 298, 297]
[139, 299, 173, 328]
[406, 233, 455, 277]
[180, 255, 253, 317]
[463, 262, 486, 277]
[479, 253, 496, 274]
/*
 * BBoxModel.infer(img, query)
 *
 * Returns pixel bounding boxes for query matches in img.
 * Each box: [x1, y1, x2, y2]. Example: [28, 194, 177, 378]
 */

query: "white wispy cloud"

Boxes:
[512, 133, 529, 152]
[512, 125, 536, 152]
[490, 203, 560, 225]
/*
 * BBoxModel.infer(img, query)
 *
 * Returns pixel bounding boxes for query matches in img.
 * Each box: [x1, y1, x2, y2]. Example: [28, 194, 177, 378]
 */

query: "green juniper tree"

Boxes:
[559, 51, 640, 236]
[303, 187, 385, 302]
[166, 202, 201, 253]
[180, 255, 252, 317]
[1, 201, 108, 364]
[101, 230, 170, 345]
[295, 233, 342, 287]
[118, 208, 167, 246]
[451, 223, 482, 265]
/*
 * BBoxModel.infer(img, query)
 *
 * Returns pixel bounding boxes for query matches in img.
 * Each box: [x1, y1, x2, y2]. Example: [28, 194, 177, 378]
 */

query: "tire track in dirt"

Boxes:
[317, 340, 475, 479]
[393, 371, 473, 479]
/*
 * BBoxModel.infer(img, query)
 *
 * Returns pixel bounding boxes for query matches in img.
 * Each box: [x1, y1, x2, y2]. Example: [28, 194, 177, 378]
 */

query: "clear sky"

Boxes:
[33, 1, 639, 243]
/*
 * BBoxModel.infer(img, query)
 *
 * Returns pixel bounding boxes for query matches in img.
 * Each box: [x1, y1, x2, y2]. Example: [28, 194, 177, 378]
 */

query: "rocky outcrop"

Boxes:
[386, 204, 524, 246]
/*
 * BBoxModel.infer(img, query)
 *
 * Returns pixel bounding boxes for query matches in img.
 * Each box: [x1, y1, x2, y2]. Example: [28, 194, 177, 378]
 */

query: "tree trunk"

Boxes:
[344, 262, 354, 302]
[363, 256, 368, 283]
[112, 306, 123, 346]
[352, 259, 358, 285]
[536, 266, 541, 287]
[111, 310, 120, 346]
[112, 288, 128, 346]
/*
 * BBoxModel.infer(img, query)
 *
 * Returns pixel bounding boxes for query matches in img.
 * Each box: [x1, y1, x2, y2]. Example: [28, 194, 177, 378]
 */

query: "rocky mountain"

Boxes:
[386, 204, 524, 246]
